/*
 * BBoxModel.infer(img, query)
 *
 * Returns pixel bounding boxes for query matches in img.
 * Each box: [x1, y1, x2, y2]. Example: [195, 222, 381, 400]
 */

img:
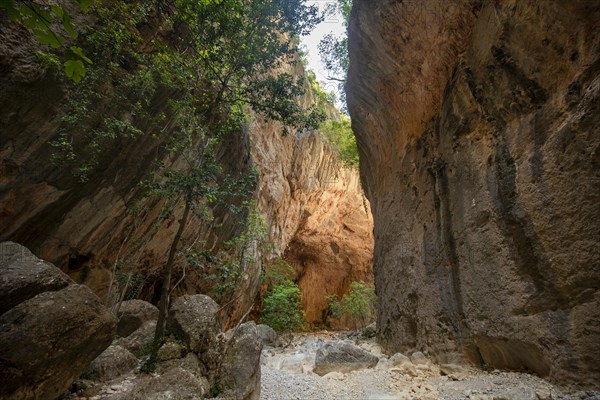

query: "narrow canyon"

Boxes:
[0, 0, 598, 399]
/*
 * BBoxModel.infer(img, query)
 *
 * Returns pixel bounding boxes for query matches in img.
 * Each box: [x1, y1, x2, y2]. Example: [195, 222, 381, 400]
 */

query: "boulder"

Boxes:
[256, 323, 278, 346]
[375, 357, 394, 370]
[410, 351, 429, 365]
[116, 299, 158, 337]
[361, 322, 377, 338]
[0, 282, 116, 400]
[167, 294, 221, 354]
[439, 363, 468, 380]
[279, 353, 310, 374]
[218, 322, 263, 400]
[157, 352, 205, 378]
[0, 241, 72, 315]
[389, 352, 411, 366]
[115, 320, 156, 358]
[132, 367, 209, 400]
[157, 341, 186, 362]
[83, 344, 138, 382]
[314, 342, 379, 376]
[389, 352, 417, 376]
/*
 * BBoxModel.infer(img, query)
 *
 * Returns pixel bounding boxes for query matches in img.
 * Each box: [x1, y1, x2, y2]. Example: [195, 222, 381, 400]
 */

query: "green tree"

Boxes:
[260, 280, 305, 334]
[326, 281, 376, 329]
[135, 0, 324, 369]
[320, 115, 359, 168]
[318, 0, 352, 111]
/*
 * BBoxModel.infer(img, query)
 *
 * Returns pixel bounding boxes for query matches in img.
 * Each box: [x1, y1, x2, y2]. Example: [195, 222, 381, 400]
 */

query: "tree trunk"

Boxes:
[152, 194, 192, 348]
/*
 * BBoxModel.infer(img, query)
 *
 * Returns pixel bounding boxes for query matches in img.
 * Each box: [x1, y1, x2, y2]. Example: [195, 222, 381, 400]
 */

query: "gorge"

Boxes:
[1, 0, 599, 398]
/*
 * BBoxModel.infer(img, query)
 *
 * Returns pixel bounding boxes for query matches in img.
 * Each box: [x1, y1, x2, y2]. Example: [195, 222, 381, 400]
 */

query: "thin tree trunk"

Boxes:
[152, 193, 192, 347]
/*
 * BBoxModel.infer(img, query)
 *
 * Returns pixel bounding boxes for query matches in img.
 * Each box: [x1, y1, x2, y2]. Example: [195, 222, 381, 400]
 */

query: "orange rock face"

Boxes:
[251, 119, 374, 326]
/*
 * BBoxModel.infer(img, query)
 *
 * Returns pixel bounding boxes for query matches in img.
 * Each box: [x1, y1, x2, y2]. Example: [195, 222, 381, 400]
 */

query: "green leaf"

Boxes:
[62, 12, 77, 39]
[75, 0, 95, 13]
[64, 59, 85, 83]
[69, 46, 92, 64]
[35, 29, 63, 48]
[51, 5, 64, 18]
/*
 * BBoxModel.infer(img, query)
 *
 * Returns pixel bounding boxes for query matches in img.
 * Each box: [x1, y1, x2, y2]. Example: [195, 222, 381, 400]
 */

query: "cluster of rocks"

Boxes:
[262, 332, 441, 379]
[76, 295, 263, 400]
[0, 242, 264, 400]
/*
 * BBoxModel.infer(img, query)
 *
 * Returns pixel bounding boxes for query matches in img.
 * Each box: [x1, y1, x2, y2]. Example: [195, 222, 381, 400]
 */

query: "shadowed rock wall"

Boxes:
[347, 0, 599, 386]
[0, 19, 373, 328]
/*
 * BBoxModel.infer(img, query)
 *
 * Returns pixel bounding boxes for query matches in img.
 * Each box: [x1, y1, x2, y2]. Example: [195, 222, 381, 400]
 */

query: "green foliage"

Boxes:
[263, 257, 295, 286]
[326, 281, 376, 329]
[1, 0, 96, 81]
[260, 280, 306, 333]
[318, 0, 352, 112]
[307, 69, 335, 105]
[48, 0, 325, 180]
[320, 115, 359, 168]
[186, 204, 268, 302]
[33, 51, 60, 70]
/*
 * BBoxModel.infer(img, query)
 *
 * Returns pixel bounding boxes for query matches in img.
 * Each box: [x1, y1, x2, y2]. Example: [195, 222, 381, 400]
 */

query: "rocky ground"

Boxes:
[260, 332, 600, 400]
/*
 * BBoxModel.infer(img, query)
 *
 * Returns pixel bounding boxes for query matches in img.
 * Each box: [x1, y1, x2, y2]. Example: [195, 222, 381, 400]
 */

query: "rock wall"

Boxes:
[251, 115, 373, 325]
[0, 18, 373, 327]
[347, 0, 599, 387]
[0, 19, 254, 323]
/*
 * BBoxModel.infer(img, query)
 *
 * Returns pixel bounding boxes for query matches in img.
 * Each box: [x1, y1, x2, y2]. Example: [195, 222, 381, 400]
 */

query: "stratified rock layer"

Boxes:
[347, 0, 599, 387]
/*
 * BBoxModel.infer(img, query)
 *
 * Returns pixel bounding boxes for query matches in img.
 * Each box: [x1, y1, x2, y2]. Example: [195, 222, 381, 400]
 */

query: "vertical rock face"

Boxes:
[251, 118, 374, 325]
[347, 0, 599, 387]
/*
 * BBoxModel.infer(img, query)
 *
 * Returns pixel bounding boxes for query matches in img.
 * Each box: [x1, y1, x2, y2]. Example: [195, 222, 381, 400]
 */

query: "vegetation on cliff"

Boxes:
[2, 0, 332, 367]
[326, 281, 375, 329]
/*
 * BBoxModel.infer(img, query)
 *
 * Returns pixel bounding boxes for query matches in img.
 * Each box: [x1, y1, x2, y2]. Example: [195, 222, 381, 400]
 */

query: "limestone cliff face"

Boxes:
[0, 19, 373, 327]
[347, 0, 599, 387]
[251, 116, 373, 325]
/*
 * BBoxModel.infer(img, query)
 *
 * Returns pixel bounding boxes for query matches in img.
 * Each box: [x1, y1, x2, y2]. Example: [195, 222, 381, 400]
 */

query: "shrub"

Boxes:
[326, 281, 376, 329]
[260, 280, 305, 334]
[319, 116, 359, 168]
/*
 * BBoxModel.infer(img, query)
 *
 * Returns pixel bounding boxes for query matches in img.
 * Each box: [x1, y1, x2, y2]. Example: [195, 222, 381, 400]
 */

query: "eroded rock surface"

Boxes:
[0, 242, 116, 400]
[251, 122, 374, 326]
[347, 0, 600, 387]
[218, 322, 263, 400]
[116, 299, 159, 338]
[314, 342, 379, 376]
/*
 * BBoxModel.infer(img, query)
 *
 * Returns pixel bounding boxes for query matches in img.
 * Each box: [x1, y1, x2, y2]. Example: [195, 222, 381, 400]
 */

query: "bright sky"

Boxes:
[300, 1, 346, 104]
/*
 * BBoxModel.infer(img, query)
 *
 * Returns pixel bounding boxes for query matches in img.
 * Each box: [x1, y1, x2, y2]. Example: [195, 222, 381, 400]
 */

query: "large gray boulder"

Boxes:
[256, 323, 278, 346]
[218, 322, 263, 400]
[0, 241, 72, 315]
[83, 344, 138, 382]
[167, 294, 221, 354]
[314, 341, 379, 376]
[117, 299, 159, 337]
[115, 320, 156, 358]
[0, 242, 116, 400]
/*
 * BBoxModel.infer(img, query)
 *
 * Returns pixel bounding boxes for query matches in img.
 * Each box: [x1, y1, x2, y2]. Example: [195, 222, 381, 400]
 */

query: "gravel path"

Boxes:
[260, 332, 599, 400]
